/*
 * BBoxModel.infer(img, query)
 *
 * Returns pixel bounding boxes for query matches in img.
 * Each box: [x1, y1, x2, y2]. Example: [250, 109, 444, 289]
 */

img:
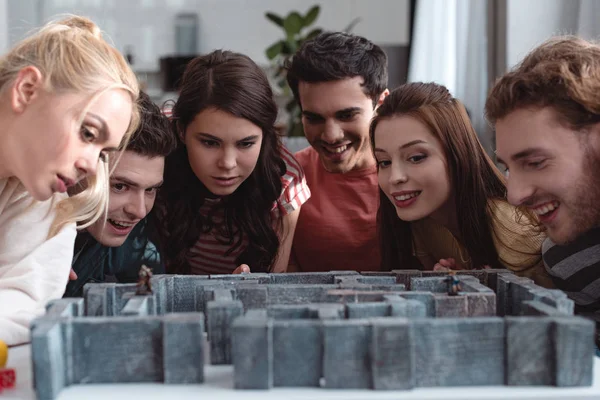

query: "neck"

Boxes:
[351, 147, 377, 171]
[428, 196, 460, 239]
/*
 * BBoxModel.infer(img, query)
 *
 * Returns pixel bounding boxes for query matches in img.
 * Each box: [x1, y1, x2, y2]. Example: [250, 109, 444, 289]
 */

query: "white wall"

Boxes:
[506, 0, 580, 68]
[196, 0, 410, 65]
[7, 0, 410, 71]
[0, 0, 8, 55]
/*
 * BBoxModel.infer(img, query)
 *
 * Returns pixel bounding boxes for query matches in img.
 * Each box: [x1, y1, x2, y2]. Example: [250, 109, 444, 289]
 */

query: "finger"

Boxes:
[438, 259, 453, 268]
[433, 263, 448, 272]
[69, 268, 78, 280]
[482, 265, 492, 269]
[233, 264, 251, 274]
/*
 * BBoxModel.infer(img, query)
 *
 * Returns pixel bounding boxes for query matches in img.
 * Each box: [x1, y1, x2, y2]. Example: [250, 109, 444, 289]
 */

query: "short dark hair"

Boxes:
[285, 31, 388, 107]
[126, 91, 177, 158]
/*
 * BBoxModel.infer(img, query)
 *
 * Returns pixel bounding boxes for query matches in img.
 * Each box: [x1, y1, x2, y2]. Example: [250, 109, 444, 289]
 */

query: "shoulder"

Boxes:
[0, 178, 31, 208]
[543, 228, 600, 267]
[281, 146, 305, 176]
[0, 178, 66, 229]
[489, 200, 541, 239]
[488, 199, 545, 267]
[274, 147, 311, 216]
[293, 146, 318, 168]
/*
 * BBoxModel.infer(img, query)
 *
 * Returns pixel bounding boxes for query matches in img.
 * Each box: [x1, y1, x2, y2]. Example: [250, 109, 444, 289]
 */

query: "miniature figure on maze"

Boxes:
[445, 271, 462, 296]
[136, 265, 153, 295]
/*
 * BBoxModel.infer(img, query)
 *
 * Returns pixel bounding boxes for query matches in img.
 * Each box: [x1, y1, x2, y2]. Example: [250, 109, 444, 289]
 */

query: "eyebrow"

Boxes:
[373, 139, 427, 153]
[496, 147, 546, 166]
[111, 176, 164, 189]
[302, 107, 362, 119]
[196, 133, 260, 143]
[87, 113, 119, 151]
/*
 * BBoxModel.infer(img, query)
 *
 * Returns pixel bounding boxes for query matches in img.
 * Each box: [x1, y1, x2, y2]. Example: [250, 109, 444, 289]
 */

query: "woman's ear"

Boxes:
[11, 66, 44, 113]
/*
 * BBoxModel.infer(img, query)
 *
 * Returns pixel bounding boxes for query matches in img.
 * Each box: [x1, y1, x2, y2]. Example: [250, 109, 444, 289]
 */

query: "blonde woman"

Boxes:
[0, 16, 139, 345]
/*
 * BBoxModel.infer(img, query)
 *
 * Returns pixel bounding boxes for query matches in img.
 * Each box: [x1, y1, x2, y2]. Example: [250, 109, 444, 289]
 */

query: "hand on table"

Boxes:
[69, 268, 78, 280]
[433, 258, 457, 272]
[232, 264, 251, 274]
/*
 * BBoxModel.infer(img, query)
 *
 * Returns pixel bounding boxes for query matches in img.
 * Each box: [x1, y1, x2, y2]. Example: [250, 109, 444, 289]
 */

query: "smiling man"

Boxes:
[64, 92, 176, 296]
[285, 32, 389, 272]
[486, 36, 600, 344]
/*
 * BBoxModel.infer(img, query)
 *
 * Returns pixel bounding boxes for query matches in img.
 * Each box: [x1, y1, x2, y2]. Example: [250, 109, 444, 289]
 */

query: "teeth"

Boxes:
[394, 192, 420, 201]
[533, 201, 559, 216]
[109, 219, 135, 228]
[326, 145, 348, 154]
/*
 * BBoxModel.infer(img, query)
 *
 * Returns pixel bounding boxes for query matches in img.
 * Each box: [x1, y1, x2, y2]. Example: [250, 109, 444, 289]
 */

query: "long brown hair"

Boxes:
[370, 82, 537, 270]
[155, 50, 286, 273]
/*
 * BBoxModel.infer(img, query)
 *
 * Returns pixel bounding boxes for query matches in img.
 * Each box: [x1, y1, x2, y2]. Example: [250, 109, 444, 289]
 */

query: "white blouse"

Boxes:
[0, 178, 76, 345]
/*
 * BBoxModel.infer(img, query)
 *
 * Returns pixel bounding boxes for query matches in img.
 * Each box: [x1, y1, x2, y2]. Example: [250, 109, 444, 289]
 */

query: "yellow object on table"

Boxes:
[0, 339, 7, 368]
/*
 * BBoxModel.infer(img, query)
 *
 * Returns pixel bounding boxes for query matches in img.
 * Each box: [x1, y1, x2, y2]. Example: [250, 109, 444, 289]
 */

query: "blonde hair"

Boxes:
[0, 15, 140, 237]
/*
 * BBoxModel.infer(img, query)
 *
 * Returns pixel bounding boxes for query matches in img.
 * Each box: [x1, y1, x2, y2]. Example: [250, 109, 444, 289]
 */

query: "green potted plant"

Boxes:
[265, 6, 323, 137]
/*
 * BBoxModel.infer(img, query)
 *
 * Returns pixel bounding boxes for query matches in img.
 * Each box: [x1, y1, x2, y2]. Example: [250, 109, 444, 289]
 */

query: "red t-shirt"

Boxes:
[291, 146, 381, 272]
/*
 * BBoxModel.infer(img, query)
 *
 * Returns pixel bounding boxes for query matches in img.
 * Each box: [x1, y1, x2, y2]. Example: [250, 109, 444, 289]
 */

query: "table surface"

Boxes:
[5, 344, 600, 400]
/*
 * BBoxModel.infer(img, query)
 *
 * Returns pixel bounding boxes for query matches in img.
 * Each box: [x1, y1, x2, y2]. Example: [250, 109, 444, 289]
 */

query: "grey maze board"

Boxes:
[30, 270, 595, 400]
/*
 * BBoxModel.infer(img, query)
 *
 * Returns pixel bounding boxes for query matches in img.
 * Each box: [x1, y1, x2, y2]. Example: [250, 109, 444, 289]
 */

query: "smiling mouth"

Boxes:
[393, 191, 421, 201]
[323, 144, 349, 154]
[108, 219, 137, 229]
[531, 201, 559, 217]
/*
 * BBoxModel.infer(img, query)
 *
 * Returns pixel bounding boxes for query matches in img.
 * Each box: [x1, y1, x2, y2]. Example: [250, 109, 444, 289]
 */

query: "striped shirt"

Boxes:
[542, 228, 600, 315]
[186, 146, 310, 274]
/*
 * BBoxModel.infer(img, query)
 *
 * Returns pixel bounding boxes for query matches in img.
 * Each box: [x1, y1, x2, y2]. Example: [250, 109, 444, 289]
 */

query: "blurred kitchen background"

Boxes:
[1, 0, 599, 154]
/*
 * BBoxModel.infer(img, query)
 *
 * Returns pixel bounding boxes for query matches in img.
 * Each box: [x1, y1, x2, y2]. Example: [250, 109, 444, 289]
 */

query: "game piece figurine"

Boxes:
[445, 270, 462, 296]
[136, 265, 153, 295]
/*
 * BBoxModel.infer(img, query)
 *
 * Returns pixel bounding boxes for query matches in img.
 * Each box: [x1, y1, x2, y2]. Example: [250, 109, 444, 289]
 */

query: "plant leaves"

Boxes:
[284, 38, 297, 55]
[303, 5, 320, 27]
[344, 17, 362, 33]
[265, 40, 284, 60]
[265, 12, 284, 27]
[283, 12, 304, 36]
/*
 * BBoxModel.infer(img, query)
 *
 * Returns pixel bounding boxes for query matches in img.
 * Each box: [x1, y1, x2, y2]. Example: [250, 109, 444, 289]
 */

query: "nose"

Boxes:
[322, 119, 344, 144]
[74, 149, 101, 179]
[389, 162, 408, 185]
[124, 192, 147, 220]
[505, 171, 535, 206]
[217, 147, 237, 170]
